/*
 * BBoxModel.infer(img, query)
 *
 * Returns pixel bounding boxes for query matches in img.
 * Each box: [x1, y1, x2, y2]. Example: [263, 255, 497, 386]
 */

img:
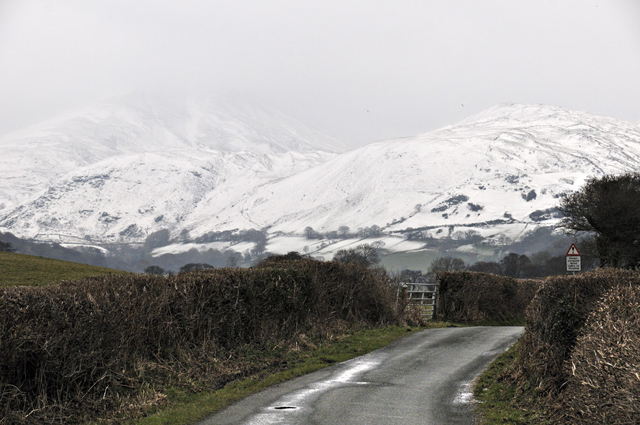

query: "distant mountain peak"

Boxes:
[2, 102, 640, 249]
[0, 92, 342, 212]
[457, 103, 636, 129]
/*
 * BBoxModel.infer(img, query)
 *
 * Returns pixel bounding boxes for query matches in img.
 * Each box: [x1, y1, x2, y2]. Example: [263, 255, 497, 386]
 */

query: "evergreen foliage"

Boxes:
[558, 172, 640, 267]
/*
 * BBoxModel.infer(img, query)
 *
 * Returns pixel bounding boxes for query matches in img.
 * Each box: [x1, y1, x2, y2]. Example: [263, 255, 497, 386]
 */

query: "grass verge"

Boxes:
[127, 323, 452, 425]
[0, 251, 128, 287]
[473, 340, 549, 425]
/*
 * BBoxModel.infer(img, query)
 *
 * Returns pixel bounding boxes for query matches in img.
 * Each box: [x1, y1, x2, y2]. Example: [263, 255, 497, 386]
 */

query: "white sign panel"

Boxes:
[566, 255, 581, 272]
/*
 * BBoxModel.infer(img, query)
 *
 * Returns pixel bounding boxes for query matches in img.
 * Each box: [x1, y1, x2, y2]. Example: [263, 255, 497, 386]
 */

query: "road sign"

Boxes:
[566, 256, 581, 272]
[566, 243, 581, 272]
[566, 243, 580, 256]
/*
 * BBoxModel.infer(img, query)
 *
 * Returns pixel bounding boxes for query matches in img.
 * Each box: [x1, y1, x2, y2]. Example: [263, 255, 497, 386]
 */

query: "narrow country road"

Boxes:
[199, 326, 524, 425]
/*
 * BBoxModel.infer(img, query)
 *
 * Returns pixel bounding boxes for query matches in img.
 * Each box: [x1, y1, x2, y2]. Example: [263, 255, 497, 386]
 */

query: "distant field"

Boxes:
[380, 249, 492, 273]
[0, 252, 129, 287]
[380, 250, 438, 273]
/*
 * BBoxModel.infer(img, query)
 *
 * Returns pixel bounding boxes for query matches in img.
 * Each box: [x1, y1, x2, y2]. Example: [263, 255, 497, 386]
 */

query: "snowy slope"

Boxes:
[186, 104, 640, 240]
[0, 93, 340, 211]
[1, 148, 332, 243]
[3, 103, 640, 247]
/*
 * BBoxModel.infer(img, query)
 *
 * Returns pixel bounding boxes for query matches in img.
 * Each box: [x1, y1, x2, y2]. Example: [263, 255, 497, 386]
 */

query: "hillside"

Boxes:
[187, 103, 640, 240]
[0, 93, 339, 243]
[2, 102, 640, 260]
[0, 92, 339, 210]
[0, 251, 129, 287]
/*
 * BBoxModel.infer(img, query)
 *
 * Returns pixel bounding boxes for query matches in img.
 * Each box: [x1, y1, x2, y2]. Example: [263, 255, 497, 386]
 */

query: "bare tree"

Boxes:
[338, 226, 351, 238]
[225, 252, 242, 268]
[500, 253, 531, 278]
[144, 265, 165, 275]
[428, 256, 465, 275]
[333, 244, 380, 268]
[304, 226, 323, 239]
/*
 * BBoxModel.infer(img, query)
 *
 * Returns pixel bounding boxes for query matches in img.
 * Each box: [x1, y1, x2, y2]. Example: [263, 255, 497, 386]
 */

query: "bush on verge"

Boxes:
[553, 284, 640, 424]
[436, 271, 540, 323]
[518, 268, 640, 395]
[0, 258, 400, 423]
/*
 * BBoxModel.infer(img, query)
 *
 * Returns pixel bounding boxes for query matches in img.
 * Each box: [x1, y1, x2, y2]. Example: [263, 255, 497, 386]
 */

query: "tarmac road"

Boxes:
[198, 326, 524, 425]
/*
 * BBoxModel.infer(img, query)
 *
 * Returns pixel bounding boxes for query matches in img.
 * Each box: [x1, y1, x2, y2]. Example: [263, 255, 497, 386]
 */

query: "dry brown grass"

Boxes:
[0, 258, 401, 423]
[517, 268, 640, 397]
[552, 284, 640, 424]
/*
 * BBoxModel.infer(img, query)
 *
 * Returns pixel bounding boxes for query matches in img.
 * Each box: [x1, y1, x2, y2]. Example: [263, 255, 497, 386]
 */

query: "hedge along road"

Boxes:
[199, 326, 524, 425]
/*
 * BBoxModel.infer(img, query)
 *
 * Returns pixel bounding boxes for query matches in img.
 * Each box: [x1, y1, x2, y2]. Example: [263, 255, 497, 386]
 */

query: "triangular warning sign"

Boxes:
[566, 243, 580, 256]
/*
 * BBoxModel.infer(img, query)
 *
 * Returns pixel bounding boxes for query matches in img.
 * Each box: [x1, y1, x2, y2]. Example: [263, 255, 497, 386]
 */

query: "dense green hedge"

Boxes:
[0, 258, 400, 423]
[436, 271, 540, 323]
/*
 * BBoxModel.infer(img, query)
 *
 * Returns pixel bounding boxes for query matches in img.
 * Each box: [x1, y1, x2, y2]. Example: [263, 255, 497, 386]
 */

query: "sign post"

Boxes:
[566, 243, 581, 274]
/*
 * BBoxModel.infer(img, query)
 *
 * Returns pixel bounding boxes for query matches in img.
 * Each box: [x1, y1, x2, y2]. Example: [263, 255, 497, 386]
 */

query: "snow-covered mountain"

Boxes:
[2, 102, 640, 251]
[0, 93, 339, 242]
[193, 103, 640, 242]
[0, 93, 340, 212]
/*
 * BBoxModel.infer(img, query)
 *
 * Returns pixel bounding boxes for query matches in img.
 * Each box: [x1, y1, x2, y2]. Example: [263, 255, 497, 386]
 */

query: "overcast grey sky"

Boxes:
[1, 0, 639, 148]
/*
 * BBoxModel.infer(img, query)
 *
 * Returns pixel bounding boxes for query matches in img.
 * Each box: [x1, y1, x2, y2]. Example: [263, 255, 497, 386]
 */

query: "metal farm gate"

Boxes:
[399, 282, 438, 320]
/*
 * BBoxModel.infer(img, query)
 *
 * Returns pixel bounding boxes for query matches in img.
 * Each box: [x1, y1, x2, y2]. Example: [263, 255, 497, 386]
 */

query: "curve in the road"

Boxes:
[199, 326, 524, 425]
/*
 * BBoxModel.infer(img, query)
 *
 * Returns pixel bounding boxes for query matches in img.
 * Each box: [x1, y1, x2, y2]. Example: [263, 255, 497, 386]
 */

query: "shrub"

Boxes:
[554, 284, 640, 424]
[517, 268, 640, 395]
[0, 258, 401, 422]
[255, 257, 399, 326]
[436, 271, 540, 323]
[259, 251, 305, 264]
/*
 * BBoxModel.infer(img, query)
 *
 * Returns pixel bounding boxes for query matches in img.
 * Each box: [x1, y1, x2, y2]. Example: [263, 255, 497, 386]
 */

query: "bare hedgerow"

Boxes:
[517, 268, 640, 397]
[553, 284, 640, 424]
[0, 258, 402, 423]
[435, 271, 540, 323]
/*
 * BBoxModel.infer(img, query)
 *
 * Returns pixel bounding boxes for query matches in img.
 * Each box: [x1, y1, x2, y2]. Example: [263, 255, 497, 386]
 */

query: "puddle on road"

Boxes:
[244, 355, 385, 424]
[452, 381, 474, 405]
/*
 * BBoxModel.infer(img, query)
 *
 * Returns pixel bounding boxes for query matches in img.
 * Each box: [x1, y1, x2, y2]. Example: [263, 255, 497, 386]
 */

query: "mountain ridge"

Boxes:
[2, 101, 640, 254]
[0, 93, 341, 211]
[185, 103, 640, 238]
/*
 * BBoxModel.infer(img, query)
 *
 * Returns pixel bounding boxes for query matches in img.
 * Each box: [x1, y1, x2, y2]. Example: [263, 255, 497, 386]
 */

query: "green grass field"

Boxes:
[380, 248, 495, 273]
[474, 341, 550, 424]
[0, 251, 129, 287]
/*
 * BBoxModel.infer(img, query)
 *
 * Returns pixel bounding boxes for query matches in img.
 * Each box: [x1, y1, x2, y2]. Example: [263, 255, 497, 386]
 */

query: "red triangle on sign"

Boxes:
[566, 243, 580, 256]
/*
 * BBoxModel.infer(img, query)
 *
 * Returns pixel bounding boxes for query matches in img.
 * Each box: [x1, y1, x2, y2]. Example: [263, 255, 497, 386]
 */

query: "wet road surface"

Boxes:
[199, 326, 524, 425]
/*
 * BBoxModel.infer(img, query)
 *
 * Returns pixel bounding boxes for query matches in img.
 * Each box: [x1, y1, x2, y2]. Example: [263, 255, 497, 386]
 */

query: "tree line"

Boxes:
[398, 250, 573, 283]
